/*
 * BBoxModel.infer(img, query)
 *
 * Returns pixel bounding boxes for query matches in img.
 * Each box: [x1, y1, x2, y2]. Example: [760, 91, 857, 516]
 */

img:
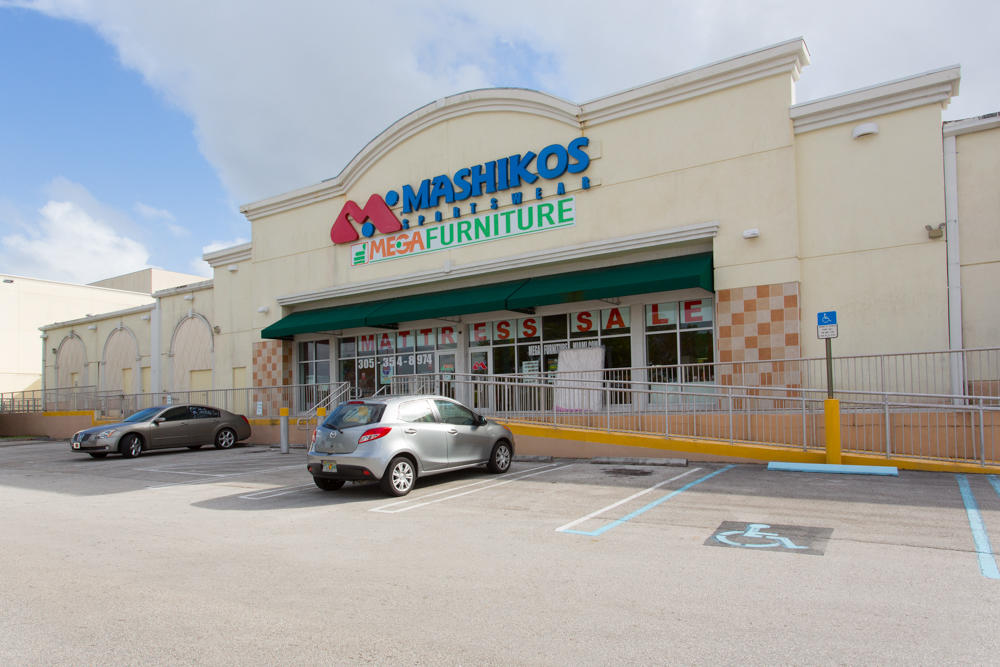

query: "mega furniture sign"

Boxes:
[351, 197, 575, 265]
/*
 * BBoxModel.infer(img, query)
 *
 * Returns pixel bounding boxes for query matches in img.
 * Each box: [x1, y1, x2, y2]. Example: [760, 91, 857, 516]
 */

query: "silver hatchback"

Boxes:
[306, 395, 514, 496]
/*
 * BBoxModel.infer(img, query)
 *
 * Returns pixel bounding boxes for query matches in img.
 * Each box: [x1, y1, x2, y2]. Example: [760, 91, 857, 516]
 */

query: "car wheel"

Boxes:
[88, 452, 108, 459]
[214, 428, 236, 449]
[120, 434, 143, 458]
[187, 445, 203, 450]
[487, 440, 512, 473]
[313, 477, 345, 491]
[380, 456, 416, 497]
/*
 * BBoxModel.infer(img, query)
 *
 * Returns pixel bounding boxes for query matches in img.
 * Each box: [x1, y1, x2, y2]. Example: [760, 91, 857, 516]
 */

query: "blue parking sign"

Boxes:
[817, 311, 837, 326]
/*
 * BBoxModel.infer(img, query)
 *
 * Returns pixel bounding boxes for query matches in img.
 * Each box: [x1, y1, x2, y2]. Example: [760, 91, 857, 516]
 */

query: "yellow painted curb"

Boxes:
[499, 421, 1000, 474]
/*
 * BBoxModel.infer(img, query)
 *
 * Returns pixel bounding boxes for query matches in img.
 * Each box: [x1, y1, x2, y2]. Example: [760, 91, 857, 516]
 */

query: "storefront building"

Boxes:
[39, 39, 999, 410]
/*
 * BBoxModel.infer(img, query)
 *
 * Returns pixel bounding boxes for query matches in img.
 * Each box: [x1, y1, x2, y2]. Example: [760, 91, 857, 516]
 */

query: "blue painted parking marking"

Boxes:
[557, 465, 736, 536]
[715, 523, 808, 549]
[956, 474, 1000, 580]
[989, 475, 1000, 499]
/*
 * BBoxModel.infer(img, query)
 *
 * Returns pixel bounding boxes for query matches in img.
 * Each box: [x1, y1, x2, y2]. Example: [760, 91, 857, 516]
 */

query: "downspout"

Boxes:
[151, 297, 162, 397]
[40, 331, 48, 411]
[942, 133, 963, 400]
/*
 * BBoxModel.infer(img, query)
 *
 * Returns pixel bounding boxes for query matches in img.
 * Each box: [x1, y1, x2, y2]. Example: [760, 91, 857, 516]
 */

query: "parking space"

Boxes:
[2, 440, 999, 663]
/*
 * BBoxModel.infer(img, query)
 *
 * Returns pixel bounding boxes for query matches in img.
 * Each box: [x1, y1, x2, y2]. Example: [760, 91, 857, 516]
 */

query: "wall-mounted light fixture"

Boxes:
[51, 348, 58, 355]
[852, 122, 879, 139]
[183, 294, 194, 301]
[140, 314, 151, 321]
[742, 228, 760, 239]
[925, 223, 945, 239]
[257, 306, 270, 314]
[213, 325, 221, 334]
[2, 278, 13, 284]
[87, 324, 97, 330]
[227, 264, 239, 272]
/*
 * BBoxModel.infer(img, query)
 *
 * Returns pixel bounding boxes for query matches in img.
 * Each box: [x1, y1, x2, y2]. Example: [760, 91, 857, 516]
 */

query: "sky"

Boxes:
[1, 0, 997, 285]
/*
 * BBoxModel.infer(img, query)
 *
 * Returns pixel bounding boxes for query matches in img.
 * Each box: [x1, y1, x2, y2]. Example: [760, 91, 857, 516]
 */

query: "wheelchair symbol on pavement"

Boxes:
[714, 523, 807, 549]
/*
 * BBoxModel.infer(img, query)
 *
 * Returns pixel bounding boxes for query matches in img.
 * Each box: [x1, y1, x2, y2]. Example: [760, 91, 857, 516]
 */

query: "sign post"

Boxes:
[817, 311, 838, 398]
[817, 311, 841, 465]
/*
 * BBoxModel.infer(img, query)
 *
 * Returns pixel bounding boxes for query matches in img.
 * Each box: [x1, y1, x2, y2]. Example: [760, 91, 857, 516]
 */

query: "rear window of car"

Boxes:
[189, 406, 220, 419]
[324, 402, 385, 429]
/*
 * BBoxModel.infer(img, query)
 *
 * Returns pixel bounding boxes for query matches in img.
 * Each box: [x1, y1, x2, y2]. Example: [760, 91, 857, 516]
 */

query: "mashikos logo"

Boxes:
[352, 197, 575, 265]
[329, 194, 402, 244]
[330, 137, 591, 255]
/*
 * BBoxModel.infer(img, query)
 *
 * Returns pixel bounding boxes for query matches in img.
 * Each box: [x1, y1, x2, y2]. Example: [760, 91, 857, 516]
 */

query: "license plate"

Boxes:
[322, 461, 337, 473]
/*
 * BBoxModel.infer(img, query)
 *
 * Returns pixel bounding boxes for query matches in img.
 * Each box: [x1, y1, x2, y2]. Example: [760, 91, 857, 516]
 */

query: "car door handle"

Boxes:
[403, 428, 417, 434]
[447, 428, 458, 435]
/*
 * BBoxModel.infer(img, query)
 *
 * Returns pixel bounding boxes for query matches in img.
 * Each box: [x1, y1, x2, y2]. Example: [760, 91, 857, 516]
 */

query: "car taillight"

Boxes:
[240, 415, 250, 427]
[311, 428, 317, 446]
[358, 427, 391, 443]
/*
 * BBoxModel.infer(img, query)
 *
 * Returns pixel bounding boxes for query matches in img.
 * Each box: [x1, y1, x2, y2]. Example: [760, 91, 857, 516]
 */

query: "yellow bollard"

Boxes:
[824, 399, 841, 465]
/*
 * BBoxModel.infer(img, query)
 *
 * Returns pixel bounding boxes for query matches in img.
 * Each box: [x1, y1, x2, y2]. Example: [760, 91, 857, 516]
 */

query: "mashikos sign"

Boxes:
[330, 137, 592, 266]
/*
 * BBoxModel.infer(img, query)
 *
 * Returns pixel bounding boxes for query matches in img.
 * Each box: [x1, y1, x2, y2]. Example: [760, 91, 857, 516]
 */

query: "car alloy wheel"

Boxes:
[120, 434, 143, 458]
[381, 457, 415, 497]
[214, 428, 236, 449]
[488, 441, 512, 473]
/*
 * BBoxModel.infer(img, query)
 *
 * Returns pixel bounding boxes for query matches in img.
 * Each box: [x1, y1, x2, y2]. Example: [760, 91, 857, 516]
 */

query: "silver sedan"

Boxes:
[306, 395, 514, 496]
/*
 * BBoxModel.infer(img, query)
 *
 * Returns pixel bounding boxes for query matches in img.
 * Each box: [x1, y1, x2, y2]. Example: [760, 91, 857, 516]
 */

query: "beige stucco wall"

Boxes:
[208, 258, 256, 390]
[955, 124, 1000, 348]
[794, 105, 950, 358]
[2, 275, 152, 393]
[250, 73, 799, 316]
[160, 285, 215, 393]
[89, 268, 204, 294]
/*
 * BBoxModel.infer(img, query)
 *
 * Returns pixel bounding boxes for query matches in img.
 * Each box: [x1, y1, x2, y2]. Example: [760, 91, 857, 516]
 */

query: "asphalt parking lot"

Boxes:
[2, 439, 999, 665]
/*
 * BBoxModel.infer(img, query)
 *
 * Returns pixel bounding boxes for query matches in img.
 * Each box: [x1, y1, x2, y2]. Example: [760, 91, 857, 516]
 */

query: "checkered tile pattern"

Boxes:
[716, 282, 801, 388]
[252, 340, 293, 414]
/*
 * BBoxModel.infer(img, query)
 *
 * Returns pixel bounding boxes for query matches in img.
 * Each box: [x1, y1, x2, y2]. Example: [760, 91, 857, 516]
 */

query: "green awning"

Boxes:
[260, 300, 389, 339]
[506, 252, 713, 310]
[366, 279, 530, 326]
[261, 252, 713, 339]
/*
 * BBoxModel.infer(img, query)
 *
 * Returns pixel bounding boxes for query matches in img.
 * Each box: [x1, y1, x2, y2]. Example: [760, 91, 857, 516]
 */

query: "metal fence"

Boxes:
[0, 383, 348, 419]
[389, 370, 1000, 466]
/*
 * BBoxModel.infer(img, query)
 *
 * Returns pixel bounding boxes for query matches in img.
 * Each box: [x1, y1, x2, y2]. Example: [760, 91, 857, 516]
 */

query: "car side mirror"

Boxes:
[476, 414, 488, 426]
[153, 417, 164, 425]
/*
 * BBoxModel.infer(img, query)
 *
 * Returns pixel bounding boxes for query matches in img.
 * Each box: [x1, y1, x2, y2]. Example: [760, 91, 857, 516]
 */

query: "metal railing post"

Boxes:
[979, 404, 986, 466]
[884, 393, 892, 458]
[728, 385, 734, 445]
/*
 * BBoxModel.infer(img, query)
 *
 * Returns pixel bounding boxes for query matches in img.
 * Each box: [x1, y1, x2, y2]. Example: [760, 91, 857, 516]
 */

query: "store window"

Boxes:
[468, 307, 631, 376]
[645, 298, 714, 382]
[298, 340, 330, 408]
[338, 326, 459, 395]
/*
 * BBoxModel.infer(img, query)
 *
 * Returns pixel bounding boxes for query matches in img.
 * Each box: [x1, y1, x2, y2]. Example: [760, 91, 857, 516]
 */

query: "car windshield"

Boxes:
[123, 407, 164, 423]
[323, 402, 385, 430]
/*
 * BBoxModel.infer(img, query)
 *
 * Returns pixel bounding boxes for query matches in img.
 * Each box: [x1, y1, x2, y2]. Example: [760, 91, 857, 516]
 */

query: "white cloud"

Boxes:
[21, 0, 1000, 210]
[1, 200, 150, 284]
[134, 202, 174, 221]
[134, 202, 188, 237]
[188, 237, 249, 277]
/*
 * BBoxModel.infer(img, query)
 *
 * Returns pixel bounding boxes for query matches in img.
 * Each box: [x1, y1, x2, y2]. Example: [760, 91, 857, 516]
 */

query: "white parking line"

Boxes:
[146, 464, 304, 488]
[135, 467, 225, 477]
[239, 484, 317, 500]
[371, 463, 573, 514]
[555, 468, 702, 533]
